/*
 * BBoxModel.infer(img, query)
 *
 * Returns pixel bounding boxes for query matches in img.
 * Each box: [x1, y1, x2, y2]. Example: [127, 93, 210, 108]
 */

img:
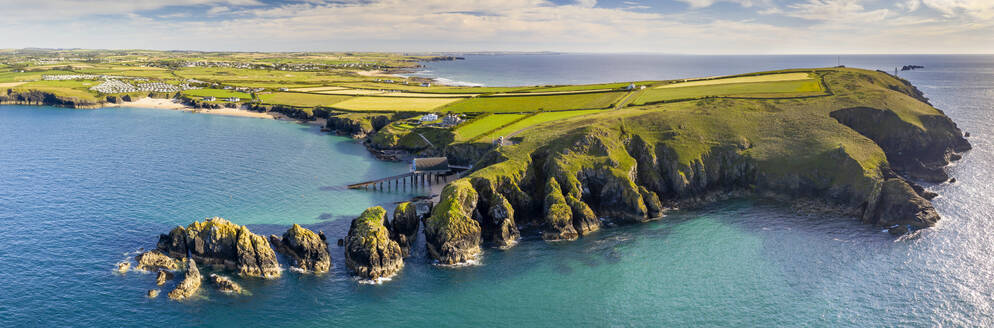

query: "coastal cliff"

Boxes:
[407, 68, 968, 264]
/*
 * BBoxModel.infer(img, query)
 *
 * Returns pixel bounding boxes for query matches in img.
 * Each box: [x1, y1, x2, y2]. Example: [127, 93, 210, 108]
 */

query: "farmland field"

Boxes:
[657, 72, 813, 88]
[182, 88, 252, 99]
[444, 91, 626, 113]
[490, 109, 607, 137]
[13, 80, 101, 101]
[339, 82, 531, 94]
[632, 79, 824, 105]
[332, 96, 460, 112]
[453, 113, 527, 142]
[259, 92, 352, 107]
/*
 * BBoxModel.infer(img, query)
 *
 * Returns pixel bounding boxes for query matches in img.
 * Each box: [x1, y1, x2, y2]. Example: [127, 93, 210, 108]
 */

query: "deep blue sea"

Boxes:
[2, 54, 993, 327]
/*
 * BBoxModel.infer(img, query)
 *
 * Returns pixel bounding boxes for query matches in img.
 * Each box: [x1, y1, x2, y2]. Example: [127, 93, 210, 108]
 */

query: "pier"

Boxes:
[347, 157, 469, 191]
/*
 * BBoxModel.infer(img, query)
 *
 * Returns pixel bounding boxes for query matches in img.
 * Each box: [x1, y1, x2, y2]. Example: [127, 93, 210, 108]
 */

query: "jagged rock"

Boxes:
[156, 270, 174, 286]
[209, 274, 244, 294]
[639, 186, 664, 219]
[271, 224, 331, 273]
[566, 194, 600, 235]
[865, 178, 940, 229]
[168, 258, 202, 301]
[116, 261, 130, 274]
[157, 226, 188, 258]
[390, 202, 420, 256]
[424, 180, 483, 264]
[470, 178, 519, 248]
[147, 289, 160, 298]
[166, 217, 280, 279]
[135, 250, 180, 271]
[542, 178, 579, 241]
[345, 207, 404, 280]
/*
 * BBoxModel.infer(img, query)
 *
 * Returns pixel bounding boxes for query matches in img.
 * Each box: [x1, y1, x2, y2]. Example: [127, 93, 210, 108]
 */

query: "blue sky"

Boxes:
[3, 0, 993, 53]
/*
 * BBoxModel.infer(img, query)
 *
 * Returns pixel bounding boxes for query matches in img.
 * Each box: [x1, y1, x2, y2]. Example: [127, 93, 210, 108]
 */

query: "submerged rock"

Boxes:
[209, 273, 244, 294]
[270, 224, 331, 273]
[135, 250, 180, 271]
[147, 289, 160, 299]
[156, 270, 174, 286]
[158, 217, 281, 279]
[116, 261, 131, 274]
[168, 259, 202, 301]
[345, 207, 404, 280]
[424, 180, 483, 264]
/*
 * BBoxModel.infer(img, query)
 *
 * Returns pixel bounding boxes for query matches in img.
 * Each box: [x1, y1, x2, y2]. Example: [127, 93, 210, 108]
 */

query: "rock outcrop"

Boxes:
[157, 217, 281, 279]
[135, 250, 180, 271]
[209, 274, 244, 294]
[116, 261, 130, 274]
[156, 270, 174, 286]
[390, 202, 421, 257]
[470, 178, 520, 248]
[270, 224, 331, 273]
[147, 289, 160, 298]
[424, 180, 483, 264]
[345, 207, 405, 280]
[168, 258, 202, 301]
[541, 178, 579, 241]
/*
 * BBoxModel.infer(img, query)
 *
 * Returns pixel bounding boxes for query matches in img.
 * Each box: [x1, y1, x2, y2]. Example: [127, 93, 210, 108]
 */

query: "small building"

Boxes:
[412, 157, 450, 173]
[421, 82, 431, 87]
[203, 96, 216, 101]
[225, 97, 240, 102]
[278, 87, 288, 92]
[442, 114, 462, 126]
[420, 113, 439, 121]
[624, 83, 636, 91]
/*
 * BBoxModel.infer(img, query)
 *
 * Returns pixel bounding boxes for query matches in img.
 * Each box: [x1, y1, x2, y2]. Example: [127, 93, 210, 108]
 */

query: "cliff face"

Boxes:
[417, 68, 969, 264]
[0, 89, 102, 108]
[270, 224, 331, 273]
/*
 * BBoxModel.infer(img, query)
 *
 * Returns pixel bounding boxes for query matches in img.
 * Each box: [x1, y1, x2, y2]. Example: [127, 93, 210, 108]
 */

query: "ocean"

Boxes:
[1, 54, 993, 327]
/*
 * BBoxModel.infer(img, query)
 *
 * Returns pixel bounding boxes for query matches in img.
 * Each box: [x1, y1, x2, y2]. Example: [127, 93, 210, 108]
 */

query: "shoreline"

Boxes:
[105, 98, 279, 120]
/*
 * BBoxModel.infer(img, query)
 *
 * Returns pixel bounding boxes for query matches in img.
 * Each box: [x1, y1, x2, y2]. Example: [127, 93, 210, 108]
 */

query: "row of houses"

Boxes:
[200, 96, 241, 102]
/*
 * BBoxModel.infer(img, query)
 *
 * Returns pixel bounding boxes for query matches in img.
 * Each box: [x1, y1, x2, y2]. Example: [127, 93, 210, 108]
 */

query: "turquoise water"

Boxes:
[2, 55, 994, 326]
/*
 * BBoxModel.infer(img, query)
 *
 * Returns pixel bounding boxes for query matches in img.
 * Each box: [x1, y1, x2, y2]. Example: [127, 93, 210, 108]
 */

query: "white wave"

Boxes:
[432, 77, 485, 87]
[354, 275, 394, 285]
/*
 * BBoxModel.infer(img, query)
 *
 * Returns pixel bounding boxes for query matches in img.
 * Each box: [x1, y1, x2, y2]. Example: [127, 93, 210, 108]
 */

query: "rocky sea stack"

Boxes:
[344, 207, 404, 280]
[389, 202, 421, 257]
[424, 180, 483, 264]
[270, 224, 331, 273]
[157, 217, 281, 279]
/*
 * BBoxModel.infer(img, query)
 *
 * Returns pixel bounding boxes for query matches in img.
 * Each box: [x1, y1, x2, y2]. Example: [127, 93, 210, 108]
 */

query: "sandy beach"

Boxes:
[107, 97, 276, 119]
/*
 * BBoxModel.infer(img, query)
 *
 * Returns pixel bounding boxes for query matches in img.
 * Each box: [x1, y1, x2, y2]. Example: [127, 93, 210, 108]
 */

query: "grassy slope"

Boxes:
[444, 92, 627, 113]
[491, 109, 607, 138]
[468, 68, 943, 198]
[182, 89, 252, 99]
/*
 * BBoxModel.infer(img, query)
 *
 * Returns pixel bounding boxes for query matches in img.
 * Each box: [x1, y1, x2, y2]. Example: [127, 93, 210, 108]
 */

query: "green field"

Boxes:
[12, 80, 101, 101]
[259, 92, 352, 107]
[182, 88, 252, 99]
[491, 109, 607, 137]
[518, 82, 645, 93]
[453, 113, 527, 142]
[632, 79, 824, 105]
[444, 92, 626, 113]
[338, 82, 532, 94]
[332, 96, 460, 112]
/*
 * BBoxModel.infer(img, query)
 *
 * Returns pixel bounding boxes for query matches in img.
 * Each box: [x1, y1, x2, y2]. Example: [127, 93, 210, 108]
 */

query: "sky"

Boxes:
[2, 0, 993, 54]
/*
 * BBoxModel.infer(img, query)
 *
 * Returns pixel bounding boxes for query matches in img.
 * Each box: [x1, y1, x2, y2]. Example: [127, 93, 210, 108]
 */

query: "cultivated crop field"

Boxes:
[444, 91, 626, 113]
[259, 92, 352, 107]
[332, 96, 460, 112]
[453, 113, 527, 142]
[658, 72, 813, 88]
[491, 109, 607, 137]
[633, 78, 824, 105]
[182, 89, 252, 99]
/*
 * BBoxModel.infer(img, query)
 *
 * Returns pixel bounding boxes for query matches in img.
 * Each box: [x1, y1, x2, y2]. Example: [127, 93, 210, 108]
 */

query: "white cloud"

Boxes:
[922, 0, 994, 19]
[674, 0, 765, 9]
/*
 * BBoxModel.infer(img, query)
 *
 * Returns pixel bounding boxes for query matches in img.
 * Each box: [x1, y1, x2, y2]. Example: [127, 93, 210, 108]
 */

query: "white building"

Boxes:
[421, 82, 431, 87]
[420, 113, 439, 121]
[225, 97, 241, 102]
[203, 96, 216, 101]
